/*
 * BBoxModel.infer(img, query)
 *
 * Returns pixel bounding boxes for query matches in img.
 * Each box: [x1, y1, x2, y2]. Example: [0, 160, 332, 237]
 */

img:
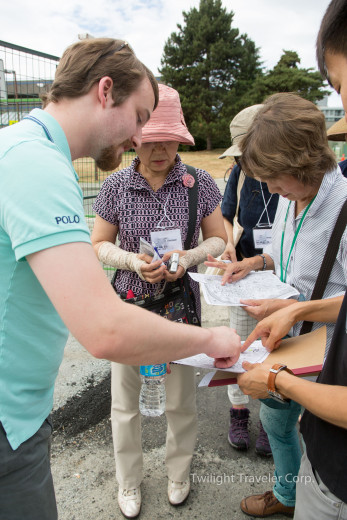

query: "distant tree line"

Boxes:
[159, 0, 329, 150]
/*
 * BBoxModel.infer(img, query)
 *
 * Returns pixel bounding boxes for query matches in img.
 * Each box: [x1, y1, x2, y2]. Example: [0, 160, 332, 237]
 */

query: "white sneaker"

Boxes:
[118, 487, 141, 518]
[167, 479, 190, 505]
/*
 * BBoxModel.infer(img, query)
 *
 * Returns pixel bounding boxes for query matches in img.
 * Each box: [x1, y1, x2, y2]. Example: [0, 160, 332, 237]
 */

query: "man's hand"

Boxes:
[138, 253, 166, 283]
[237, 361, 270, 399]
[204, 254, 253, 285]
[202, 327, 242, 368]
[240, 298, 297, 322]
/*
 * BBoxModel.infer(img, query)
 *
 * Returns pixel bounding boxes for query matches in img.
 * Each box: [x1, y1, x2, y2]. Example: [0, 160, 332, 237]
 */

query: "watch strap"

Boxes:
[267, 363, 294, 400]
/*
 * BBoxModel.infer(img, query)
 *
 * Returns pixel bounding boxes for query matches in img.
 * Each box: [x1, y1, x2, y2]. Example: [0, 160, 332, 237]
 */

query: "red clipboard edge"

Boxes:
[207, 364, 323, 387]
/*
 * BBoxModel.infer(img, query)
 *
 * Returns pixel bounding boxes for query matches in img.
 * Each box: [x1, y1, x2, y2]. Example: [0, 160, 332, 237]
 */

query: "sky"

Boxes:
[1, 0, 342, 107]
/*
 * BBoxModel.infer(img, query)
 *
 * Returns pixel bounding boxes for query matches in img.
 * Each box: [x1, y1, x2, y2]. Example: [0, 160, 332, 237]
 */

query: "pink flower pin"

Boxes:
[182, 173, 195, 188]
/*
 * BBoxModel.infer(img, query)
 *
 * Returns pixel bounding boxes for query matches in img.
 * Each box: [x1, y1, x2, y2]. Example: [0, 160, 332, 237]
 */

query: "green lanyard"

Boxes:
[280, 198, 316, 282]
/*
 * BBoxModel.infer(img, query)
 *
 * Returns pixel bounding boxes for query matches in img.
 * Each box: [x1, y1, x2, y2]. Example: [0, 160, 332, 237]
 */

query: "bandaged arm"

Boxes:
[179, 236, 226, 274]
[98, 241, 147, 280]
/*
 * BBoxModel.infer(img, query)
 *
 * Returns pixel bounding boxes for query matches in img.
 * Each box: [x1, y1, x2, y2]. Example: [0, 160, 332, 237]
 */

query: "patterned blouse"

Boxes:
[93, 155, 222, 318]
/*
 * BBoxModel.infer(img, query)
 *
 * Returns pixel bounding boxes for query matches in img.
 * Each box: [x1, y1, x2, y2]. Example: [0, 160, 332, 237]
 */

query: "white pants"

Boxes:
[111, 362, 197, 489]
[227, 307, 257, 405]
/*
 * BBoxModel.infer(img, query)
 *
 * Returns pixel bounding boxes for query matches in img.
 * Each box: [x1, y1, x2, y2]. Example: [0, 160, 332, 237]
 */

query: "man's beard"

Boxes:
[96, 144, 122, 172]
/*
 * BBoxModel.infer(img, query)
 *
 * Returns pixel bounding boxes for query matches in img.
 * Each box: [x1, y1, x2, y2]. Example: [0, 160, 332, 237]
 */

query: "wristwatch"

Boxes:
[267, 363, 293, 403]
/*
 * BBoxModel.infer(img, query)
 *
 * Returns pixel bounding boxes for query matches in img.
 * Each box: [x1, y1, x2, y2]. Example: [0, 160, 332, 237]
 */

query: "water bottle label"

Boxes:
[140, 364, 167, 377]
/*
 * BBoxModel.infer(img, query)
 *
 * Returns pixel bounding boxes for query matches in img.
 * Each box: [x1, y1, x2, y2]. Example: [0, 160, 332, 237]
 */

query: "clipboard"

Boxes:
[209, 326, 326, 387]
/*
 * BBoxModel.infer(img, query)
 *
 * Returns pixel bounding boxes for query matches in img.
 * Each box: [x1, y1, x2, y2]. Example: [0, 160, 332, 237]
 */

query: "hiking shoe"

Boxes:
[240, 490, 294, 517]
[228, 407, 250, 450]
[255, 421, 272, 457]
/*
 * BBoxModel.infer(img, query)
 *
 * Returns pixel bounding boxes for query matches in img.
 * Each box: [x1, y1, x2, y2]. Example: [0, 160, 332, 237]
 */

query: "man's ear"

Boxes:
[97, 77, 114, 108]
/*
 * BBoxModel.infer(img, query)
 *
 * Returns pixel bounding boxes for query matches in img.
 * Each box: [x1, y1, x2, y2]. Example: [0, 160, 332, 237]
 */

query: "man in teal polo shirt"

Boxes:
[0, 38, 241, 519]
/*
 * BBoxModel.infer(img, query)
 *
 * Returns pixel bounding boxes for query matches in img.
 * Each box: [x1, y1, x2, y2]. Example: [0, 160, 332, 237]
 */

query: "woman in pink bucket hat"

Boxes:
[91, 83, 227, 518]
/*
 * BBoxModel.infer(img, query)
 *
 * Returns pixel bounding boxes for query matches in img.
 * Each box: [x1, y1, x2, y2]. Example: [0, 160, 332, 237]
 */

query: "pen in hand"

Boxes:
[153, 246, 165, 266]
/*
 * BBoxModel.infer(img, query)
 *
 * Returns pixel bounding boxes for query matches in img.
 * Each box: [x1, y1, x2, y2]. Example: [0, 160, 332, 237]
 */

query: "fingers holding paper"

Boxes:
[138, 254, 166, 283]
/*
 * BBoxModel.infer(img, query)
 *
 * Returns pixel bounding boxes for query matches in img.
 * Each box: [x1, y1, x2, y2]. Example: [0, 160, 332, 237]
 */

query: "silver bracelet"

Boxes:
[256, 254, 267, 271]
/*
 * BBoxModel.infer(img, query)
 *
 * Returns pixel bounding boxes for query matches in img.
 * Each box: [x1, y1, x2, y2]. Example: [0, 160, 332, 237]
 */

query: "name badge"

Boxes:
[150, 228, 183, 256]
[253, 226, 272, 250]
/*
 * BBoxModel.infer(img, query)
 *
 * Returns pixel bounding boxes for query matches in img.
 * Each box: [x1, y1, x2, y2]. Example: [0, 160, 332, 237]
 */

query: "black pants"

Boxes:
[0, 418, 57, 520]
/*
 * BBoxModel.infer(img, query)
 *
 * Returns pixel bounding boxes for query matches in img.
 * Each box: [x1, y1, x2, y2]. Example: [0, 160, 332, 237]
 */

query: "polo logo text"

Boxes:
[55, 215, 80, 225]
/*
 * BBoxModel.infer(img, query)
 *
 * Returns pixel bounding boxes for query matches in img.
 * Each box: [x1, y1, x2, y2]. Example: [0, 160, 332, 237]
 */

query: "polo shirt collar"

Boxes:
[28, 108, 72, 163]
[128, 154, 185, 191]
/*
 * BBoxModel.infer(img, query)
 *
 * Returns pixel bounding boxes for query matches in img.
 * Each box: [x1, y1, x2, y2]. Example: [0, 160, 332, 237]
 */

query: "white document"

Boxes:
[189, 271, 299, 306]
[150, 229, 182, 255]
[173, 341, 269, 373]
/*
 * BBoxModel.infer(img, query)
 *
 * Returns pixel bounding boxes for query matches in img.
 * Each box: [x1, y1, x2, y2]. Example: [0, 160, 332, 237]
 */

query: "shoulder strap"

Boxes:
[300, 199, 347, 335]
[235, 168, 246, 218]
[183, 165, 199, 250]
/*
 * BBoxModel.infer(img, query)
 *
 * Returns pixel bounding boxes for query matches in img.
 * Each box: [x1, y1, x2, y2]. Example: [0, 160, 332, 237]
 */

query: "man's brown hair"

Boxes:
[41, 38, 159, 109]
[240, 93, 336, 186]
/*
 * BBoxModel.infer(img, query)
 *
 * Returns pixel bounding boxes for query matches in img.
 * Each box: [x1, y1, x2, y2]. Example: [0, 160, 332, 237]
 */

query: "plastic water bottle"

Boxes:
[139, 364, 166, 416]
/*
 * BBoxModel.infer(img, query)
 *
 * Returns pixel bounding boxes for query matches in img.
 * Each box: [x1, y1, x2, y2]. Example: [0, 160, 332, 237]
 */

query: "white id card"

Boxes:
[150, 229, 183, 256]
[253, 227, 272, 250]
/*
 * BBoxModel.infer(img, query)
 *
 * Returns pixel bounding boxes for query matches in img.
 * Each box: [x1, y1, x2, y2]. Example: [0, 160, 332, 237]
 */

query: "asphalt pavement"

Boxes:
[51, 295, 290, 520]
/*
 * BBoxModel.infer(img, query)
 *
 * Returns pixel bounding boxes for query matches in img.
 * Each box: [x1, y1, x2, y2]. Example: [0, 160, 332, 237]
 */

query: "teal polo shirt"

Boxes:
[0, 109, 91, 449]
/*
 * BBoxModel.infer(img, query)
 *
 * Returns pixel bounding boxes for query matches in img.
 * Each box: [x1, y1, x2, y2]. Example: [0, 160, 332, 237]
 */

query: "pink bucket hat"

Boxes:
[141, 84, 195, 145]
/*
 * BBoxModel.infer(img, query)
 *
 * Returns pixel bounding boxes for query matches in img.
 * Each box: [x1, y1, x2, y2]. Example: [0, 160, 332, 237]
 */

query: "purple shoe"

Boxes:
[228, 408, 250, 450]
[255, 421, 272, 457]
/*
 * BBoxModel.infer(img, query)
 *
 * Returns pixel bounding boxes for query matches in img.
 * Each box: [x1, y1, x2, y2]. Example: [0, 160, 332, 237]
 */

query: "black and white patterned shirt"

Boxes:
[93, 155, 222, 317]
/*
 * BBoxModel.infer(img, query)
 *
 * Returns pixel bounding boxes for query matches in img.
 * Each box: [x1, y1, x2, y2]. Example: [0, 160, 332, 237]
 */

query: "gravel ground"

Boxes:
[51, 386, 286, 520]
[51, 294, 290, 520]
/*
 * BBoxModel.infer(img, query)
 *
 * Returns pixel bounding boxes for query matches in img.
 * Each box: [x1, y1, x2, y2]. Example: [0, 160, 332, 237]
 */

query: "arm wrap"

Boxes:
[98, 241, 147, 281]
[178, 236, 226, 274]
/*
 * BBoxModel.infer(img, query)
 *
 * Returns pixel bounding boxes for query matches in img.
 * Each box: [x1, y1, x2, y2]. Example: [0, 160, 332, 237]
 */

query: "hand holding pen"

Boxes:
[137, 252, 167, 283]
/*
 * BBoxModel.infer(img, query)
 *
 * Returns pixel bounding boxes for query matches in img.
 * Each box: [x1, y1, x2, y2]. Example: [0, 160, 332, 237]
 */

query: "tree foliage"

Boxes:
[242, 50, 329, 106]
[160, 2, 329, 150]
[159, 0, 262, 150]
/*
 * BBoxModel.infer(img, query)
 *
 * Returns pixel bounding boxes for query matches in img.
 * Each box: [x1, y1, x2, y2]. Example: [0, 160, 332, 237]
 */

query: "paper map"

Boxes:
[173, 341, 269, 373]
[189, 271, 299, 306]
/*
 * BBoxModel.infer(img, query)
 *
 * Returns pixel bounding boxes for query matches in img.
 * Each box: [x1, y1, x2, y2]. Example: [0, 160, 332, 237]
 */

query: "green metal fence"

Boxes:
[0, 39, 135, 277]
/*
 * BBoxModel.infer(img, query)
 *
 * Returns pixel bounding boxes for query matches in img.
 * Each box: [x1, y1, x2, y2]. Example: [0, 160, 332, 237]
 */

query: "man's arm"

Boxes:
[27, 242, 241, 366]
[237, 361, 347, 429]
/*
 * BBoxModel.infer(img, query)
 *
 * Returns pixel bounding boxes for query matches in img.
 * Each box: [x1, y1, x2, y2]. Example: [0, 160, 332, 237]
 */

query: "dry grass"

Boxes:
[179, 149, 233, 178]
[74, 149, 234, 183]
